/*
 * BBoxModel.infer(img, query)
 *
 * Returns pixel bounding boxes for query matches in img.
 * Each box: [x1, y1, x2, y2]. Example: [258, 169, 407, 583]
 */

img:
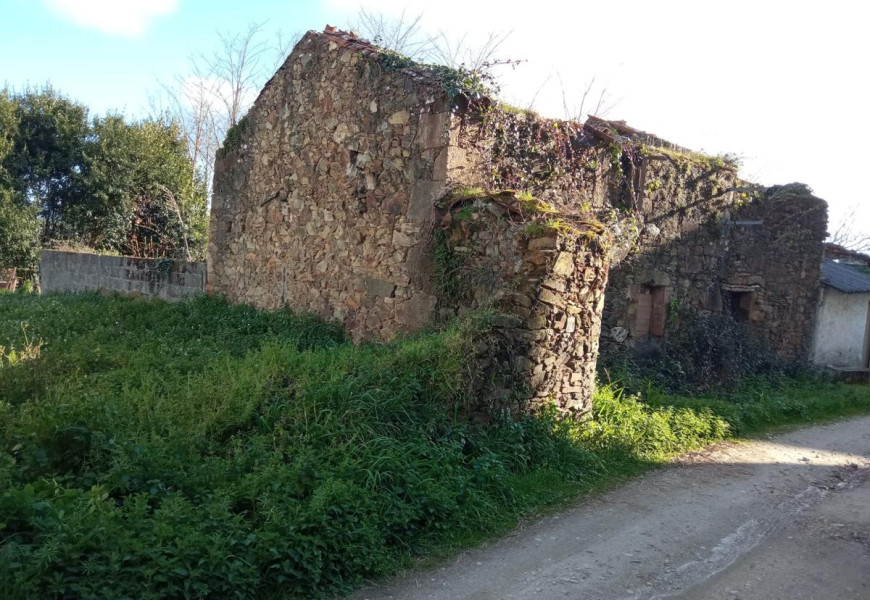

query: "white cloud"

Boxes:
[46, 0, 179, 37]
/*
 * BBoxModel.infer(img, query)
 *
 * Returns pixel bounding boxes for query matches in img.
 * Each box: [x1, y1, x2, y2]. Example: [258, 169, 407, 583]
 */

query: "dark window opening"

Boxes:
[727, 291, 755, 323]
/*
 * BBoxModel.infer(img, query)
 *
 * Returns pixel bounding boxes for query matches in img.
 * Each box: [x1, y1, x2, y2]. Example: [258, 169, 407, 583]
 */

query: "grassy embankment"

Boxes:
[1, 293, 867, 599]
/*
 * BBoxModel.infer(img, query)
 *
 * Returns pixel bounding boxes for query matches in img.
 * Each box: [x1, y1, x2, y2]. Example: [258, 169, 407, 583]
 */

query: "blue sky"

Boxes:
[1, 0, 338, 116]
[2, 0, 868, 235]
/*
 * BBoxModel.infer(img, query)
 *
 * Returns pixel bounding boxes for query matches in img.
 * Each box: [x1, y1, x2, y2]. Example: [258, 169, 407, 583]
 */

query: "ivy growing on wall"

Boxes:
[216, 115, 250, 159]
[376, 50, 496, 100]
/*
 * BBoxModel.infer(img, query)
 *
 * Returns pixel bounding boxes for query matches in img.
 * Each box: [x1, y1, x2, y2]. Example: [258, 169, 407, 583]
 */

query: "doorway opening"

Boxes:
[634, 285, 667, 337]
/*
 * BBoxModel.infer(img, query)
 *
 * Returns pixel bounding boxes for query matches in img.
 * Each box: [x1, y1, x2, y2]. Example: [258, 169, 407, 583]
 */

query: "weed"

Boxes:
[216, 115, 250, 159]
[609, 144, 622, 169]
[0, 294, 867, 599]
[518, 195, 558, 215]
[453, 187, 486, 200]
[433, 230, 468, 303]
[642, 145, 739, 171]
[522, 222, 548, 238]
[376, 50, 494, 99]
[454, 205, 476, 222]
[0, 325, 42, 368]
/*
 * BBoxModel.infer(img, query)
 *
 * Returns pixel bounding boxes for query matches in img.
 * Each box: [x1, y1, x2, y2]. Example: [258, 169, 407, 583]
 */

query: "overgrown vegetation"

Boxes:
[0, 188, 40, 278]
[377, 50, 496, 100]
[216, 114, 251, 159]
[640, 145, 741, 171]
[599, 312, 803, 396]
[1, 294, 868, 599]
[0, 86, 208, 267]
[432, 228, 468, 304]
[483, 108, 588, 193]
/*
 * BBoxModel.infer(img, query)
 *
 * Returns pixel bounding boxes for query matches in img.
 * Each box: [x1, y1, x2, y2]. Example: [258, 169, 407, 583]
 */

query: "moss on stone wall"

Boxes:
[216, 115, 251, 159]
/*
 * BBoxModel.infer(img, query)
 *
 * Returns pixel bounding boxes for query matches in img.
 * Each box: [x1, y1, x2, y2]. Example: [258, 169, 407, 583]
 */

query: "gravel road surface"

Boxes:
[351, 415, 870, 600]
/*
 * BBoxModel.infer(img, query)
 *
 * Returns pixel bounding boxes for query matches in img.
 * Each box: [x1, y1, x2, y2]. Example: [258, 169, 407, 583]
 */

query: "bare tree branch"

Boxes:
[354, 8, 433, 60]
[272, 28, 302, 73]
[829, 204, 870, 252]
[557, 74, 617, 121]
[577, 76, 595, 121]
[158, 184, 192, 262]
[205, 22, 271, 128]
[526, 73, 552, 113]
[152, 23, 298, 200]
[429, 30, 511, 72]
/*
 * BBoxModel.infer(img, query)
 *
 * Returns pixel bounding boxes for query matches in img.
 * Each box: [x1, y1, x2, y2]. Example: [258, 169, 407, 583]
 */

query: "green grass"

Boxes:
[1, 293, 868, 599]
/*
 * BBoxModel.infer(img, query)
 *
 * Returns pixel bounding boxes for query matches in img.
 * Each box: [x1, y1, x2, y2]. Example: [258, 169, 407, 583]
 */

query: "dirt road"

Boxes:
[351, 416, 870, 600]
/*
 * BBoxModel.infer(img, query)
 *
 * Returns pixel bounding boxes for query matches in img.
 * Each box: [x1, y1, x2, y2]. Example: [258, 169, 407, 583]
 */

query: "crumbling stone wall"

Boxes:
[207, 29, 620, 414]
[445, 105, 608, 211]
[436, 100, 827, 360]
[599, 152, 827, 360]
[208, 31, 454, 340]
[442, 100, 827, 361]
[600, 152, 743, 352]
[723, 185, 827, 356]
[437, 194, 610, 415]
[209, 28, 829, 415]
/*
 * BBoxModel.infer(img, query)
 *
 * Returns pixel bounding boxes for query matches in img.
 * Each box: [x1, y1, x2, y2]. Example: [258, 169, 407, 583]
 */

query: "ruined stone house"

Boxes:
[207, 28, 828, 415]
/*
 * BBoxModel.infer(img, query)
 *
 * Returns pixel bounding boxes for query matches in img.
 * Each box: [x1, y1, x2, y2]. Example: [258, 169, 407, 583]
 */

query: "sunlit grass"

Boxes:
[1, 292, 867, 599]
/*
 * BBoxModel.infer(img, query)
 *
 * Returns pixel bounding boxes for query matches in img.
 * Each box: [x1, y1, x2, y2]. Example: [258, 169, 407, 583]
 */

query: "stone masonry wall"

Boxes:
[208, 31, 454, 340]
[446, 105, 608, 212]
[209, 28, 829, 415]
[445, 101, 828, 361]
[437, 195, 610, 416]
[724, 185, 827, 357]
[438, 101, 827, 360]
[206, 30, 616, 414]
[40, 250, 205, 300]
[600, 152, 827, 359]
[600, 152, 743, 351]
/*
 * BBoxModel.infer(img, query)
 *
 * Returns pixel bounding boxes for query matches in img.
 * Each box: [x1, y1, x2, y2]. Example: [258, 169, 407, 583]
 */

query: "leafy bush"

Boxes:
[599, 312, 805, 395]
[1, 86, 208, 260]
[0, 188, 40, 275]
[1, 293, 867, 599]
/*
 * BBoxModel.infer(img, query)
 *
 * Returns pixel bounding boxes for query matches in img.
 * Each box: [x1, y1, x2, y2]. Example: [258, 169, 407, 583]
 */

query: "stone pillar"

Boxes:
[440, 197, 611, 417]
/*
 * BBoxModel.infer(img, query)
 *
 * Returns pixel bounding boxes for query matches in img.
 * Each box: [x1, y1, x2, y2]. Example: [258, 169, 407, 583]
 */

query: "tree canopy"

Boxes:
[0, 86, 207, 273]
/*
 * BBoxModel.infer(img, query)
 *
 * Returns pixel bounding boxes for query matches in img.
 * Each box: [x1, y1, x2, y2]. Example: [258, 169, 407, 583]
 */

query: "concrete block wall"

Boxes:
[40, 250, 205, 301]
